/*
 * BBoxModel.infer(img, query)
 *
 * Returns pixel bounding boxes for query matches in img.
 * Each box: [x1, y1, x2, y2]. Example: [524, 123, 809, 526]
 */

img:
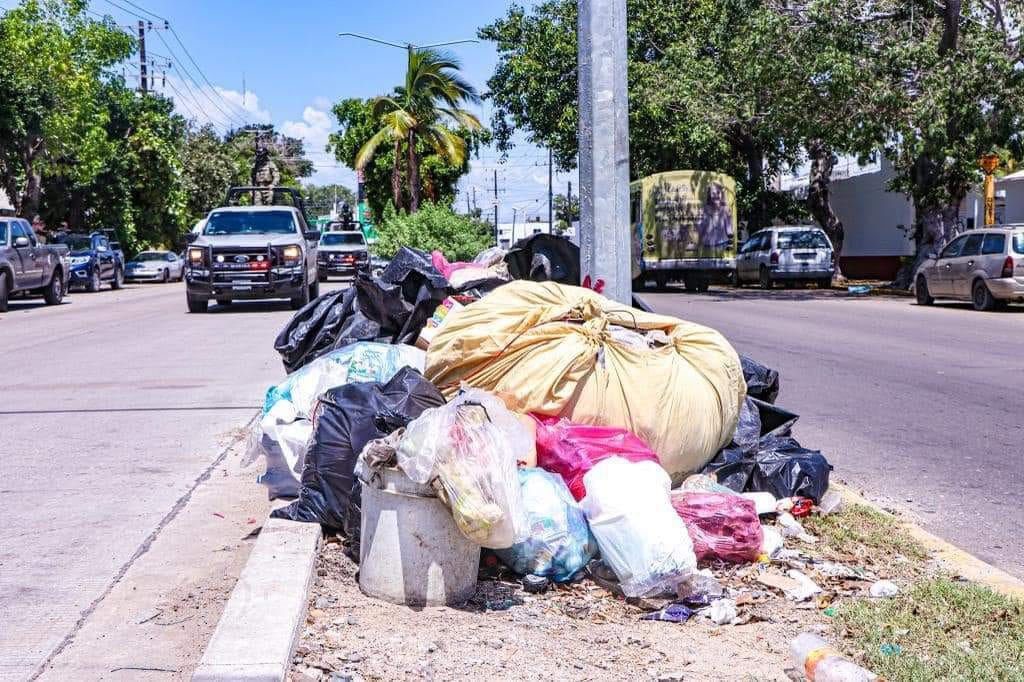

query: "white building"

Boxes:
[494, 220, 576, 249]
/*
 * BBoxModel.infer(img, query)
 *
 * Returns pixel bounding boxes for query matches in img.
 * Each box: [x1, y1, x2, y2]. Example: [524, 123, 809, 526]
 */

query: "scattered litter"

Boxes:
[879, 643, 901, 657]
[671, 491, 763, 563]
[212, 512, 225, 519]
[761, 526, 784, 557]
[640, 603, 695, 623]
[847, 284, 873, 295]
[791, 633, 879, 681]
[707, 598, 738, 625]
[522, 575, 550, 593]
[785, 570, 823, 602]
[869, 580, 899, 598]
[817, 489, 846, 515]
[742, 492, 779, 516]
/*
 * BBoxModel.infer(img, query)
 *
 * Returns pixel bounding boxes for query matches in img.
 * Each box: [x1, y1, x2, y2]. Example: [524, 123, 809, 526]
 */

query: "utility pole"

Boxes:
[578, 0, 632, 303]
[466, 193, 471, 216]
[472, 186, 477, 213]
[548, 148, 554, 233]
[138, 21, 148, 94]
[493, 170, 499, 245]
[512, 207, 519, 243]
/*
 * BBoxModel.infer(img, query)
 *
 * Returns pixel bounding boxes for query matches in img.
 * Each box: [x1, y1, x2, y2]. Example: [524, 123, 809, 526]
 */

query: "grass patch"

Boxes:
[835, 577, 1024, 681]
[804, 504, 929, 574]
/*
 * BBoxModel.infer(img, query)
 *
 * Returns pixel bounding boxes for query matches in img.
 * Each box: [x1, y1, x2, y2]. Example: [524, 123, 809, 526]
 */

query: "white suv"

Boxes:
[915, 226, 1024, 311]
[736, 226, 835, 289]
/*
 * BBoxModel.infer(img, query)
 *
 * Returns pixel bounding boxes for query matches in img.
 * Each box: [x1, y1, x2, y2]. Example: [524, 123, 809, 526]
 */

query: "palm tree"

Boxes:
[355, 48, 482, 212]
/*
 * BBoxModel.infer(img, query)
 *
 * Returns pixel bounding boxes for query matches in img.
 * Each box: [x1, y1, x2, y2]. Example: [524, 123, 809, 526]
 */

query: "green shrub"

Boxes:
[375, 202, 494, 262]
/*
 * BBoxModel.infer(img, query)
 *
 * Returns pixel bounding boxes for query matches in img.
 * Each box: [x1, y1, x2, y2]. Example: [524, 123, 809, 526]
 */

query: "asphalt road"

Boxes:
[0, 281, 336, 680]
[646, 287, 1024, 579]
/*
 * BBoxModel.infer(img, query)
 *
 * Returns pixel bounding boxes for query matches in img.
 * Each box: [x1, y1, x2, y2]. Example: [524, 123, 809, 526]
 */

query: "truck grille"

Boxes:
[209, 247, 275, 282]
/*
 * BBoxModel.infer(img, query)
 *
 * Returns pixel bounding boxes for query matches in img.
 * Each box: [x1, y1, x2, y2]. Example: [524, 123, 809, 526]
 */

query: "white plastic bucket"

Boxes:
[359, 467, 480, 606]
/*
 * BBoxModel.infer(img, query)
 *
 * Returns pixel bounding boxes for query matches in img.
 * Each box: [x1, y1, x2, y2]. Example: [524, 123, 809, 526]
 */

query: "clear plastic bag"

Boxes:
[396, 389, 530, 549]
[493, 468, 597, 581]
[581, 457, 697, 597]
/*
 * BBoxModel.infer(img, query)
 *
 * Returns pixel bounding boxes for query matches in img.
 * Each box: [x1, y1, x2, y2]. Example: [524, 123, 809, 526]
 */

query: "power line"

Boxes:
[153, 30, 247, 128]
[167, 25, 252, 121]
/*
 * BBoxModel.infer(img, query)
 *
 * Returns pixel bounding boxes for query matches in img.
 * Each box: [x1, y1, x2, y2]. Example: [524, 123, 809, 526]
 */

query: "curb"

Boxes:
[831, 481, 1024, 601]
[192, 516, 322, 681]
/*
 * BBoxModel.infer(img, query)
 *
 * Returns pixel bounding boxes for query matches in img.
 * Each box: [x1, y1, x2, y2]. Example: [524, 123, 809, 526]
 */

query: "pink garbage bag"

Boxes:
[670, 492, 763, 563]
[532, 415, 661, 501]
[431, 250, 477, 279]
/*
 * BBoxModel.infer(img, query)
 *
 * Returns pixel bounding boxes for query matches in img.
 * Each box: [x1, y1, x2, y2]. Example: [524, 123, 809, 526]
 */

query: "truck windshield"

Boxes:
[0, 222, 7, 243]
[204, 210, 297, 235]
[320, 233, 365, 246]
[136, 252, 167, 261]
[777, 231, 829, 249]
[64, 237, 93, 251]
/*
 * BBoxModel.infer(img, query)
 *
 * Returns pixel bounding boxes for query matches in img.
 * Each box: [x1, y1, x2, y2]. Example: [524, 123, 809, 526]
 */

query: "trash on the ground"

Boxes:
[274, 247, 448, 372]
[778, 512, 805, 538]
[271, 366, 445, 544]
[251, 402, 313, 499]
[396, 388, 529, 548]
[358, 465, 480, 606]
[679, 473, 740, 496]
[670, 491, 763, 563]
[817, 489, 846, 515]
[493, 468, 597, 581]
[847, 284, 873, 296]
[761, 526, 785, 557]
[264, 342, 426, 416]
[707, 598, 738, 625]
[785, 570, 823, 602]
[425, 280, 745, 482]
[869, 580, 899, 598]
[740, 354, 780, 404]
[790, 498, 815, 518]
[742, 491, 779, 516]
[756, 572, 803, 594]
[791, 633, 879, 681]
[640, 603, 695, 623]
[503, 233, 580, 285]
[677, 569, 725, 602]
[581, 457, 697, 597]
[522, 574, 550, 593]
[879, 643, 901, 657]
[430, 250, 510, 291]
[704, 435, 832, 502]
[532, 415, 661, 501]
[414, 296, 466, 349]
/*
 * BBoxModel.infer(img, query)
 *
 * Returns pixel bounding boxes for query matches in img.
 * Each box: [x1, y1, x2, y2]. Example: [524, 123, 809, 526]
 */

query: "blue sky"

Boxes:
[74, 0, 577, 221]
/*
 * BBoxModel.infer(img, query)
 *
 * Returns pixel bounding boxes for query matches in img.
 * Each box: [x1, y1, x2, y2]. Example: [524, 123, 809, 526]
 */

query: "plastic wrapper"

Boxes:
[581, 457, 697, 597]
[670, 492, 763, 563]
[472, 246, 507, 267]
[740, 354, 780, 404]
[504, 233, 580, 285]
[678, 474, 739, 496]
[703, 435, 831, 502]
[271, 367, 445, 548]
[493, 468, 597, 582]
[274, 247, 448, 372]
[263, 342, 425, 417]
[425, 280, 745, 482]
[533, 415, 661, 501]
[396, 389, 530, 549]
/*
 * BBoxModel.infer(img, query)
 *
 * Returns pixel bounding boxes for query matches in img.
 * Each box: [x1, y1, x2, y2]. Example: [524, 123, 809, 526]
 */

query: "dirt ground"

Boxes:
[288, 537, 855, 682]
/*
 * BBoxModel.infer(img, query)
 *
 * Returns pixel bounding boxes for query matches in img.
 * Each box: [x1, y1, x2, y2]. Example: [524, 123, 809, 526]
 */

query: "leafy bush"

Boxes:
[375, 202, 494, 262]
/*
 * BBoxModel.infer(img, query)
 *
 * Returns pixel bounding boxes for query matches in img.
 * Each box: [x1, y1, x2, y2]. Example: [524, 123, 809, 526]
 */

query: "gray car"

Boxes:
[125, 250, 185, 283]
[914, 226, 1024, 311]
[736, 226, 835, 289]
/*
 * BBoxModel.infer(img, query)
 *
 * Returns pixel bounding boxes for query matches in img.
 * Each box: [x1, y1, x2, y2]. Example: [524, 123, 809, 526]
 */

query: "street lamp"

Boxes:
[980, 154, 1000, 226]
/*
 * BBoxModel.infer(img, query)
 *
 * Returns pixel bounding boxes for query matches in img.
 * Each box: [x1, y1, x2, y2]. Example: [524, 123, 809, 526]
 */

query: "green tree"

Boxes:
[181, 124, 235, 226]
[552, 192, 578, 233]
[375, 202, 493, 261]
[302, 183, 356, 215]
[0, 0, 134, 219]
[354, 48, 483, 212]
[328, 97, 487, 224]
[223, 125, 314, 189]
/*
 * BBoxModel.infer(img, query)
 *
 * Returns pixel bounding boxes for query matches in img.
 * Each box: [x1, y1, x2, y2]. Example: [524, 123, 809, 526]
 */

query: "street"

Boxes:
[0, 283, 338, 680]
[647, 287, 1024, 579]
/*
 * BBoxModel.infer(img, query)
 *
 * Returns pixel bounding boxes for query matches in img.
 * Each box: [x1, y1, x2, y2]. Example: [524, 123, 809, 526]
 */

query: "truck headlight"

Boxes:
[70, 256, 90, 266]
[280, 245, 302, 265]
[188, 247, 205, 265]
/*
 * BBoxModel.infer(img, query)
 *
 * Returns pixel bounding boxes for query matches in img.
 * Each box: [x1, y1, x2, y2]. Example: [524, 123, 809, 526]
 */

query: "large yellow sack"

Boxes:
[425, 281, 746, 482]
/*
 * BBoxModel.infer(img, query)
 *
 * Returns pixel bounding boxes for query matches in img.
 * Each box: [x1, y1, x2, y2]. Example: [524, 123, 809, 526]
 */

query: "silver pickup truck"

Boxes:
[0, 217, 70, 312]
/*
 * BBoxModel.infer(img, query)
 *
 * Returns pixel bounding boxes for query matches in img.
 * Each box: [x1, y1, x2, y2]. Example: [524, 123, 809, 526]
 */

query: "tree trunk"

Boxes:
[18, 139, 43, 221]
[732, 128, 768, 230]
[407, 130, 421, 212]
[893, 196, 962, 289]
[806, 140, 846, 279]
[391, 139, 404, 211]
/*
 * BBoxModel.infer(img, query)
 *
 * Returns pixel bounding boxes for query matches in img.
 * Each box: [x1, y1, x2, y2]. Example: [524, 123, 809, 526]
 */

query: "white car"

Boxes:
[914, 226, 1024, 311]
[736, 226, 835, 289]
[125, 251, 185, 283]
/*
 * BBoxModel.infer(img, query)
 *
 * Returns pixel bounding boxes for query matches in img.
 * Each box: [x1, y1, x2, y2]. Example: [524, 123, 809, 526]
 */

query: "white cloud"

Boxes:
[160, 74, 270, 131]
[281, 105, 356, 188]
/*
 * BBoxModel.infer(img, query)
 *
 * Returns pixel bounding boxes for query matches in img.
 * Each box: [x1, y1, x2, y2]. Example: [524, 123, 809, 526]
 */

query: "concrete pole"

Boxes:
[577, 0, 632, 303]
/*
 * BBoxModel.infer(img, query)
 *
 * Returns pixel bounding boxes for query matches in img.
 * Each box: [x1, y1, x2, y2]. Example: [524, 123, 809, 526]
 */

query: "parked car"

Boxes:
[736, 226, 835, 289]
[316, 230, 369, 280]
[184, 186, 320, 313]
[914, 226, 1024, 311]
[59, 232, 125, 292]
[125, 250, 185, 283]
[0, 217, 70, 311]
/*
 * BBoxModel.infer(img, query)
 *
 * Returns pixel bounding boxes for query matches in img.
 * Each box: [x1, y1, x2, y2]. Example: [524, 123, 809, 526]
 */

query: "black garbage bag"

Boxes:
[702, 435, 831, 502]
[750, 397, 799, 438]
[740, 355, 780, 404]
[271, 367, 445, 547]
[274, 247, 450, 372]
[505, 234, 580, 285]
[732, 397, 762, 455]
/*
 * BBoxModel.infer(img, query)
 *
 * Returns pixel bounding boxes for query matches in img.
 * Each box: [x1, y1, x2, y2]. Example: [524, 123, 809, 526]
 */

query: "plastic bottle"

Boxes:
[790, 633, 878, 681]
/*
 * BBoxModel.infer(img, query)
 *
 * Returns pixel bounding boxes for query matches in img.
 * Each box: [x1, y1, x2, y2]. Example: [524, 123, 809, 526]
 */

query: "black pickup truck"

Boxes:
[58, 232, 125, 292]
[0, 218, 71, 311]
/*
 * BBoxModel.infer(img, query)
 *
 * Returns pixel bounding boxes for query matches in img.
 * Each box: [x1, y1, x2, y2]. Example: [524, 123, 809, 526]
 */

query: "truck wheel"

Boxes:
[759, 266, 773, 290]
[654, 274, 669, 290]
[972, 280, 996, 311]
[187, 295, 209, 313]
[111, 266, 124, 290]
[0, 271, 9, 312]
[43, 270, 64, 305]
[318, 272, 327, 283]
[87, 268, 101, 292]
[290, 282, 311, 310]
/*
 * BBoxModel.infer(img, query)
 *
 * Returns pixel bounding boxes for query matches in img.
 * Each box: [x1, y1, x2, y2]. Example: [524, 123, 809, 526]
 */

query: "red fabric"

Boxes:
[670, 492, 763, 563]
[532, 415, 661, 501]
[431, 250, 477, 279]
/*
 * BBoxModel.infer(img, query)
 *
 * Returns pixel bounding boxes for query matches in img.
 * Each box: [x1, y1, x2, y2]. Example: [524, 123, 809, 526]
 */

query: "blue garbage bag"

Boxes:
[494, 468, 597, 582]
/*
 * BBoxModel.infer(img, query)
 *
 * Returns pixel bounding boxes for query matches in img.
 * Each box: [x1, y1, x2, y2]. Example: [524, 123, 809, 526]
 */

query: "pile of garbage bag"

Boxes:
[249, 241, 835, 605]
